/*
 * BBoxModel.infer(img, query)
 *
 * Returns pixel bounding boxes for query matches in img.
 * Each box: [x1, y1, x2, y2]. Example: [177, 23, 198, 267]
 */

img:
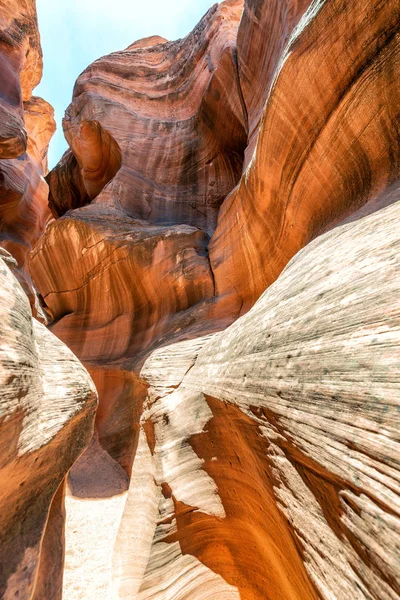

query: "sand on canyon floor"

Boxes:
[63, 438, 129, 600]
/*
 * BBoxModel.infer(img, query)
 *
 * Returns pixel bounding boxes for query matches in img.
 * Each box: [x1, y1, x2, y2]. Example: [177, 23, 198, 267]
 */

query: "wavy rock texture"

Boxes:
[31, 0, 247, 470]
[47, 0, 246, 235]
[0, 253, 97, 600]
[27, 0, 400, 597]
[237, 0, 311, 167]
[0, 1, 55, 316]
[130, 198, 400, 600]
[210, 0, 400, 313]
[0, 97, 55, 276]
[0, 0, 43, 158]
[29, 205, 220, 470]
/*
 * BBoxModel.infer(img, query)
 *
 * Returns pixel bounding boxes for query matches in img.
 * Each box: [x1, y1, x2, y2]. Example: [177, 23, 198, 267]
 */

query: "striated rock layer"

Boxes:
[31, 0, 247, 470]
[26, 0, 400, 598]
[0, 252, 97, 599]
[0, 0, 43, 158]
[0, 2, 100, 599]
[128, 197, 400, 599]
[210, 0, 400, 313]
[47, 0, 246, 235]
[0, 0, 56, 316]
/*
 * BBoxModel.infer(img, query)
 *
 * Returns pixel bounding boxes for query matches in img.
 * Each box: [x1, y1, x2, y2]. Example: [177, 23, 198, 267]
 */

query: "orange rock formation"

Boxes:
[0, 0, 55, 316]
[0, 3, 97, 599]
[1, 0, 400, 598]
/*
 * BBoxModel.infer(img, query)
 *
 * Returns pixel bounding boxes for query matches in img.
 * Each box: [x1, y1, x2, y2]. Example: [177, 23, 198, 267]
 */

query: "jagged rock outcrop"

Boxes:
[0, 252, 97, 599]
[120, 197, 400, 600]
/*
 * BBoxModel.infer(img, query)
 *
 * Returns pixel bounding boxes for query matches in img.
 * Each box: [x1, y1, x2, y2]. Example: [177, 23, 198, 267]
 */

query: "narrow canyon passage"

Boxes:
[0, 0, 399, 599]
[63, 440, 129, 599]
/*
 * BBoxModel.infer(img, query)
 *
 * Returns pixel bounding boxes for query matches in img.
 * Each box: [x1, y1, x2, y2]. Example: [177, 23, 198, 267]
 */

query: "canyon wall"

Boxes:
[0, 2, 97, 599]
[0, 0, 56, 316]
[0, 0, 399, 598]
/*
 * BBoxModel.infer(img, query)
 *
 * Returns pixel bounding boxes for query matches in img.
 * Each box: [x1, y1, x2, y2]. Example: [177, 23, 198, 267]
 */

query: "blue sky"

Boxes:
[35, 0, 218, 168]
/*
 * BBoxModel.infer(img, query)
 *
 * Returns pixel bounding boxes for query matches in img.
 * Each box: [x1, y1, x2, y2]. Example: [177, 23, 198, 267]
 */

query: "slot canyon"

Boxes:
[0, 0, 399, 598]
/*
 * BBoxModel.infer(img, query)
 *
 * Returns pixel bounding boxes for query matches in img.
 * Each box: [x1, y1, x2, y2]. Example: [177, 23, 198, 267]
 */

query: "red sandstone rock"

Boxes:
[237, 0, 311, 167]
[0, 1, 55, 317]
[210, 0, 400, 313]
[29, 205, 218, 468]
[24, 96, 56, 174]
[0, 0, 43, 158]
[25, 0, 400, 597]
[47, 0, 246, 235]
[31, 0, 247, 469]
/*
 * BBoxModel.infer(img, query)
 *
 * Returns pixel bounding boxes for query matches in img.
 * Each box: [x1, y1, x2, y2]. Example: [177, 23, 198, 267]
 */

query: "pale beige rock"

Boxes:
[0, 253, 97, 599]
[180, 198, 400, 599]
[111, 197, 400, 599]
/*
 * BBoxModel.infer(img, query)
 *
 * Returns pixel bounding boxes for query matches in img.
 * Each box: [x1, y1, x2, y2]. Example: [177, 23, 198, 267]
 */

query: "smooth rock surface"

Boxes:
[210, 0, 400, 313]
[125, 197, 400, 599]
[0, 254, 97, 599]
[47, 0, 247, 235]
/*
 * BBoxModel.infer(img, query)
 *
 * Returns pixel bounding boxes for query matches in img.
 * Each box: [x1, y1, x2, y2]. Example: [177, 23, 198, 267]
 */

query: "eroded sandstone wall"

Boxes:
[0, 0, 56, 317]
[5, 0, 400, 598]
[0, 251, 97, 599]
[0, 2, 97, 599]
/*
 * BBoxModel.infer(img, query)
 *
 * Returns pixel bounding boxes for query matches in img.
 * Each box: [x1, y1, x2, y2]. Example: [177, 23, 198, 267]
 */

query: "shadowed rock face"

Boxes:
[0, 254, 97, 600]
[22, 0, 400, 597]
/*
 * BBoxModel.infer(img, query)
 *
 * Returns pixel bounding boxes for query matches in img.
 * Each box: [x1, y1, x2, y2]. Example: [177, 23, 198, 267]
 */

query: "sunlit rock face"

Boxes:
[47, 0, 246, 235]
[210, 0, 400, 314]
[131, 197, 399, 600]
[0, 253, 97, 600]
[0, 0, 55, 315]
[26, 0, 400, 597]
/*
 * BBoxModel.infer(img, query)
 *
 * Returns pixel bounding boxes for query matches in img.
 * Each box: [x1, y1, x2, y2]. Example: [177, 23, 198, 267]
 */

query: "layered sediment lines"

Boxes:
[0, 0, 43, 158]
[0, 0, 55, 314]
[132, 198, 399, 599]
[22, 0, 400, 598]
[210, 0, 400, 312]
[47, 0, 247, 235]
[0, 3, 100, 599]
[0, 253, 97, 600]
